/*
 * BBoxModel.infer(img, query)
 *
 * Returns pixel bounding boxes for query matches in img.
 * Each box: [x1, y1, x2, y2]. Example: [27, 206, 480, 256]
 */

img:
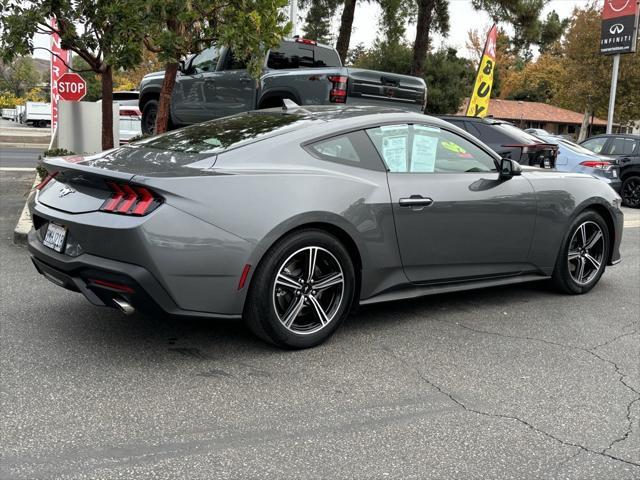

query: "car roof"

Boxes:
[249, 105, 473, 138]
[435, 114, 514, 125]
[583, 134, 640, 140]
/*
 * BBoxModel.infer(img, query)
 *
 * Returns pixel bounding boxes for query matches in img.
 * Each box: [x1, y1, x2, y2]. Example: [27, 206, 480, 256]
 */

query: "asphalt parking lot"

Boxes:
[1, 170, 639, 479]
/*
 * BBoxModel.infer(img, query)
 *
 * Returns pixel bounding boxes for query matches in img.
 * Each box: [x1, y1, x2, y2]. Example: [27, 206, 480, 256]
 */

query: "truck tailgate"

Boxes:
[346, 68, 425, 112]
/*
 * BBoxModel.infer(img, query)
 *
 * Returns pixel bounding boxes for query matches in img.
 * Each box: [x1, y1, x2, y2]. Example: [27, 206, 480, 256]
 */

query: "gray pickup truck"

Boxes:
[139, 37, 427, 134]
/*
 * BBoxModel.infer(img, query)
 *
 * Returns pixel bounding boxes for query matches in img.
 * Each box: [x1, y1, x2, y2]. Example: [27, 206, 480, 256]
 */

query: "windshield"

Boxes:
[558, 138, 604, 155]
[135, 112, 318, 154]
[496, 124, 550, 144]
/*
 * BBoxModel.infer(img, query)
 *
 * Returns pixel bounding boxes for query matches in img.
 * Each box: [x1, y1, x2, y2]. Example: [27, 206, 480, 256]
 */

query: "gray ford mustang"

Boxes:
[28, 105, 623, 349]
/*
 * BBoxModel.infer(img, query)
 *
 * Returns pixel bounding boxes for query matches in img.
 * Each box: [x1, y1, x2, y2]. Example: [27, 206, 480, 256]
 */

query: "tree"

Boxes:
[411, 0, 449, 77]
[553, 4, 640, 131]
[142, 0, 290, 134]
[301, 0, 337, 44]
[499, 53, 563, 102]
[471, 0, 567, 59]
[73, 57, 102, 102]
[335, 0, 358, 63]
[0, 0, 145, 150]
[0, 57, 40, 97]
[352, 42, 474, 114]
[423, 47, 475, 114]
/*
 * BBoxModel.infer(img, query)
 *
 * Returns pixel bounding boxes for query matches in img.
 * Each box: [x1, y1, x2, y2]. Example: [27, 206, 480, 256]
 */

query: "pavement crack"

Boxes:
[590, 322, 640, 351]
[380, 341, 640, 469]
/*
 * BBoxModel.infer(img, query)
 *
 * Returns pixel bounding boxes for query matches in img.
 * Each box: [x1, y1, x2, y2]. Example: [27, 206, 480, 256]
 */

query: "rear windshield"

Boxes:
[134, 112, 317, 154]
[267, 42, 341, 69]
[495, 123, 547, 144]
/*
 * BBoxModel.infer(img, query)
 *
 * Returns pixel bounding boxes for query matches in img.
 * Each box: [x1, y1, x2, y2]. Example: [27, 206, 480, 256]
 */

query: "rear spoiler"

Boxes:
[39, 155, 136, 182]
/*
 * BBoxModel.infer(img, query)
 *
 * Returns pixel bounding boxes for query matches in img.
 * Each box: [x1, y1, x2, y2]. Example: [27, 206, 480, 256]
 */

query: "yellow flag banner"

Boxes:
[466, 24, 498, 117]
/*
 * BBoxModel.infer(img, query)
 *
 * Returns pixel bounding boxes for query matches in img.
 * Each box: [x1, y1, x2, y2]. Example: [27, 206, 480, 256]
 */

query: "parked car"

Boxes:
[438, 115, 558, 168]
[534, 133, 621, 193]
[112, 91, 139, 107]
[118, 106, 142, 144]
[580, 134, 640, 207]
[28, 105, 622, 348]
[139, 37, 427, 134]
[524, 128, 551, 136]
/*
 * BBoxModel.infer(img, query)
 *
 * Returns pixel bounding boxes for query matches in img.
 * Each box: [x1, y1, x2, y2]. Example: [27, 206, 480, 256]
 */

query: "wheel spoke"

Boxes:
[281, 296, 305, 328]
[308, 295, 329, 325]
[579, 223, 587, 247]
[568, 250, 581, 261]
[276, 273, 302, 290]
[307, 247, 318, 282]
[585, 253, 601, 271]
[577, 257, 586, 283]
[585, 229, 602, 250]
[313, 272, 343, 290]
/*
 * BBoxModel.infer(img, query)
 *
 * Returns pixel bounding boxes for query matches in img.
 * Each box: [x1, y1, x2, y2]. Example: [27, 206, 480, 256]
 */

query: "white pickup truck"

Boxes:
[23, 102, 51, 128]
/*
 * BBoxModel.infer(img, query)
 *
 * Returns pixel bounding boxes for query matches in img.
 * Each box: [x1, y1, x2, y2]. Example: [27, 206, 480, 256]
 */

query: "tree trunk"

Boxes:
[411, 0, 435, 78]
[100, 65, 114, 150]
[336, 0, 357, 64]
[578, 107, 591, 142]
[155, 61, 179, 134]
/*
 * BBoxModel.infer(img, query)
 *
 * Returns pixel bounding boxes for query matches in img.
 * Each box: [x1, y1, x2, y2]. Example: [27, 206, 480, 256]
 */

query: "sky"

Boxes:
[32, 0, 589, 61]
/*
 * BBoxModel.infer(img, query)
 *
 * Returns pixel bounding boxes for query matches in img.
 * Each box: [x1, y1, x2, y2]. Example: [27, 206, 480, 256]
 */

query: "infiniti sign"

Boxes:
[609, 23, 624, 34]
[600, 0, 639, 55]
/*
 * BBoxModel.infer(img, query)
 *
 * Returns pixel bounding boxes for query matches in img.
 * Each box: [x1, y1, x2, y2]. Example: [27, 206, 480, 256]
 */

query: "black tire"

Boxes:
[244, 229, 356, 349]
[620, 175, 640, 208]
[141, 99, 158, 135]
[551, 210, 609, 294]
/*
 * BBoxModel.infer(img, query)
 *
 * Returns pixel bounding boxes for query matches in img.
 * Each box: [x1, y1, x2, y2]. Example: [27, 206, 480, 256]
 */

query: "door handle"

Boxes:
[240, 77, 252, 84]
[204, 77, 215, 83]
[399, 195, 433, 207]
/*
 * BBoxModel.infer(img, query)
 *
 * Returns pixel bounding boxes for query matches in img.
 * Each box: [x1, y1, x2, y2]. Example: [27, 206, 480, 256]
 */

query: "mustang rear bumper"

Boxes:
[28, 230, 242, 320]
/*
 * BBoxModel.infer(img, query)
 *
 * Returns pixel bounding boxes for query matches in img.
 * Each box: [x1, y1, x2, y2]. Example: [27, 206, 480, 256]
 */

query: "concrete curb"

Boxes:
[13, 173, 40, 246]
[0, 142, 49, 149]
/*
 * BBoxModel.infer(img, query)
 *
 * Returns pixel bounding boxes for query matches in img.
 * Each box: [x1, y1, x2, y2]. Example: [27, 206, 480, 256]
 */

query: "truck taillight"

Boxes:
[100, 181, 162, 216]
[328, 75, 348, 103]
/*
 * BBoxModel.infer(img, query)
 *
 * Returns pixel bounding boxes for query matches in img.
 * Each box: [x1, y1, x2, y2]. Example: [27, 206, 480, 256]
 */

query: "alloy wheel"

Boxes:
[567, 221, 605, 285]
[621, 177, 640, 208]
[272, 246, 345, 335]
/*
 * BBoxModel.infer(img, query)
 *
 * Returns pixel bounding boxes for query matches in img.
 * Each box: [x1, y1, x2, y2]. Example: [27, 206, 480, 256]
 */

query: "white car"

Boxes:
[118, 106, 142, 144]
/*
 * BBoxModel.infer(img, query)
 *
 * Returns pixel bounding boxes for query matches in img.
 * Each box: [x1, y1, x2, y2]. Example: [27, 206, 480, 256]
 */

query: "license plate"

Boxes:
[43, 223, 67, 253]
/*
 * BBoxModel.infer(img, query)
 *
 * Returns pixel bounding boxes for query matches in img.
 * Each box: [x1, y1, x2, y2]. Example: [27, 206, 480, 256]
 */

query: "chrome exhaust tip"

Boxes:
[113, 298, 135, 315]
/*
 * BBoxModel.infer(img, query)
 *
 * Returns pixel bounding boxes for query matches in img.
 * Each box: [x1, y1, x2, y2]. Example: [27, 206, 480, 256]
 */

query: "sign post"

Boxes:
[600, 0, 640, 133]
[57, 73, 87, 102]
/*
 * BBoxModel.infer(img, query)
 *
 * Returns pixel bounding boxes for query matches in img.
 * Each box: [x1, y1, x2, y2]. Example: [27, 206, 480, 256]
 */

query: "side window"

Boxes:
[191, 46, 221, 73]
[306, 130, 385, 171]
[366, 124, 497, 174]
[473, 123, 512, 145]
[223, 49, 247, 70]
[581, 137, 607, 154]
[267, 44, 315, 69]
[609, 137, 637, 155]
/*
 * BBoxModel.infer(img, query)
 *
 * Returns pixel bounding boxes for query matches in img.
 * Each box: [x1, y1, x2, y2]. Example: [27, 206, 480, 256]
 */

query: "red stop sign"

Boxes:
[58, 72, 87, 101]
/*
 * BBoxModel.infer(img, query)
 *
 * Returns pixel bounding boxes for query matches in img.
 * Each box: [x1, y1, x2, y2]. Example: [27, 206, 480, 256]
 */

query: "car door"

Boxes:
[214, 48, 257, 116]
[367, 123, 537, 283]
[606, 136, 640, 167]
[173, 46, 222, 124]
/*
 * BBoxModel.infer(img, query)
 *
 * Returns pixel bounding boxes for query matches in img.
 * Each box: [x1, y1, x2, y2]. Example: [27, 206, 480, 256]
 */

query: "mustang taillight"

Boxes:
[328, 75, 348, 103]
[100, 181, 162, 216]
[35, 171, 59, 190]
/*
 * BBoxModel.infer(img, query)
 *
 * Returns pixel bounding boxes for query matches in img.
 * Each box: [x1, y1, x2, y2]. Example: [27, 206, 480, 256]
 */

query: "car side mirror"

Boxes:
[499, 158, 522, 180]
[179, 57, 194, 75]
